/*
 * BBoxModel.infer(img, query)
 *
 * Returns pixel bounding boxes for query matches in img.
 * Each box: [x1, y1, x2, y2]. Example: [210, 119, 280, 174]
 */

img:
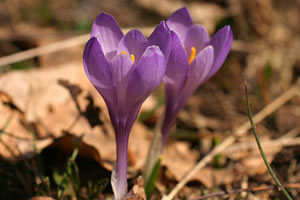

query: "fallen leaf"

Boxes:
[227, 135, 281, 176]
[193, 167, 236, 188]
[30, 197, 55, 200]
[0, 62, 152, 174]
[162, 141, 199, 181]
[126, 176, 146, 200]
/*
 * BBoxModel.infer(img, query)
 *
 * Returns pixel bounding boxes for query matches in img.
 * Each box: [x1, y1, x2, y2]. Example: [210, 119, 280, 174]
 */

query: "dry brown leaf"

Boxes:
[228, 135, 281, 176]
[126, 176, 146, 200]
[162, 140, 237, 188]
[193, 167, 236, 188]
[30, 197, 55, 200]
[276, 106, 300, 133]
[0, 91, 33, 160]
[47, 134, 103, 165]
[0, 62, 152, 174]
[162, 141, 199, 181]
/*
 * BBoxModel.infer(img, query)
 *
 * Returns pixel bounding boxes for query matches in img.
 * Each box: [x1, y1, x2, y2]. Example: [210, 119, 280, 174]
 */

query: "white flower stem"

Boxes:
[111, 125, 130, 200]
[143, 110, 165, 185]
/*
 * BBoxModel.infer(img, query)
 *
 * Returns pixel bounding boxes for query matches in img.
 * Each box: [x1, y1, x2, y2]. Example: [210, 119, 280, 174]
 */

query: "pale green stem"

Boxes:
[245, 81, 293, 200]
[143, 110, 165, 185]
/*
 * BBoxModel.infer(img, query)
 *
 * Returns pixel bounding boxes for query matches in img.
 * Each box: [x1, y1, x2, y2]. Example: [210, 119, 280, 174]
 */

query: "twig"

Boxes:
[225, 128, 299, 154]
[0, 27, 153, 67]
[244, 81, 293, 200]
[162, 80, 299, 200]
[227, 137, 300, 155]
[0, 34, 89, 67]
[0, 117, 12, 136]
[235, 80, 299, 136]
[0, 118, 19, 158]
[191, 183, 300, 200]
[0, 29, 267, 68]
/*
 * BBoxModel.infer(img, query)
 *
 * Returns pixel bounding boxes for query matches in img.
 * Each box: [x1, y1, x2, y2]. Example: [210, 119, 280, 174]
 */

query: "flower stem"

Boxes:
[244, 81, 293, 200]
[111, 124, 130, 200]
[143, 110, 164, 187]
[145, 156, 162, 198]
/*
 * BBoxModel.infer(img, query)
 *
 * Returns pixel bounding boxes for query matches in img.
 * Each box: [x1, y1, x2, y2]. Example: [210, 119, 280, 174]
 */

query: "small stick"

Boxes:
[225, 128, 299, 154]
[244, 81, 293, 200]
[0, 30, 261, 68]
[192, 183, 300, 200]
[0, 27, 153, 67]
[163, 80, 299, 200]
[0, 34, 89, 67]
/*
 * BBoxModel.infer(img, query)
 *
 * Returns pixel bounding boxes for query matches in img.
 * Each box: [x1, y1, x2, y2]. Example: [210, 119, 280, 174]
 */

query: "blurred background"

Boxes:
[0, 0, 299, 75]
[0, 0, 299, 199]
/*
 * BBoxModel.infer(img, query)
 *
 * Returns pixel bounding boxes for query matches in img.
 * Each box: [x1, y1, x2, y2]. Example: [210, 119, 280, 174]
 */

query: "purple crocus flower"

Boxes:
[152, 7, 233, 146]
[83, 13, 167, 200]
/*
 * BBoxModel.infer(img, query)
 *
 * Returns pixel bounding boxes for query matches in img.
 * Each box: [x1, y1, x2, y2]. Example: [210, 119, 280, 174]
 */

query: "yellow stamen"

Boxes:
[120, 51, 135, 62]
[188, 47, 196, 64]
[130, 54, 135, 63]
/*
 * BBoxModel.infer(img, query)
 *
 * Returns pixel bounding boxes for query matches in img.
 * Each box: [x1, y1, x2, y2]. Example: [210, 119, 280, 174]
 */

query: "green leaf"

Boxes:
[145, 157, 162, 198]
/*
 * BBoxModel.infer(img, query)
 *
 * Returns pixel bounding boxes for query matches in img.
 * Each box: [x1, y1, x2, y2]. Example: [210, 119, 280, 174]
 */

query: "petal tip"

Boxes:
[91, 12, 123, 55]
[166, 7, 193, 40]
[167, 7, 193, 24]
[159, 20, 170, 31]
[95, 12, 116, 24]
[83, 37, 98, 63]
[126, 28, 144, 36]
[174, 7, 189, 16]
[205, 45, 214, 53]
[196, 45, 214, 62]
[220, 25, 233, 40]
[146, 45, 164, 56]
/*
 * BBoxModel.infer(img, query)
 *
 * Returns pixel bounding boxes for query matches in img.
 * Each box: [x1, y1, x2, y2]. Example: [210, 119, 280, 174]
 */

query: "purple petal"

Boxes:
[110, 54, 134, 106]
[184, 24, 210, 56]
[83, 37, 113, 89]
[208, 25, 233, 79]
[166, 7, 193, 42]
[164, 31, 189, 113]
[126, 46, 166, 110]
[117, 29, 148, 63]
[162, 46, 214, 145]
[182, 45, 214, 98]
[91, 13, 124, 60]
[148, 21, 171, 60]
[83, 37, 117, 115]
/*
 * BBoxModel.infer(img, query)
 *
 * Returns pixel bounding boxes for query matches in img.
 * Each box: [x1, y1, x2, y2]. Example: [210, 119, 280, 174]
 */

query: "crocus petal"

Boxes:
[207, 25, 233, 79]
[83, 37, 112, 88]
[126, 46, 166, 110]
[148, 21, 171, 60]
[164, 31, 189, 112]
[166, 7, 193, 41]
[110, 54, 134, 108]
[184, 24, 210, 56]
[162, 46, 214, 145]
[182, 45, 214, 99]
[91, 13, 124, 60]
[117, 29, 148, 63]
[83, 37, 117, 117]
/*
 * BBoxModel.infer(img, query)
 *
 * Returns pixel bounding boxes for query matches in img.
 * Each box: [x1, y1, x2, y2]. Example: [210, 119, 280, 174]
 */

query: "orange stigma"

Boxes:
[188, 47, 196, 64]
[121, 51, 135, 62]
[130, 54, 135, 62]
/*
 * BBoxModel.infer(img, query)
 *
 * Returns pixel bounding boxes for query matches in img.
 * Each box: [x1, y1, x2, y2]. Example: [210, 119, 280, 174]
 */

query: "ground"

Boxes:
[0, 0, 299, 199]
